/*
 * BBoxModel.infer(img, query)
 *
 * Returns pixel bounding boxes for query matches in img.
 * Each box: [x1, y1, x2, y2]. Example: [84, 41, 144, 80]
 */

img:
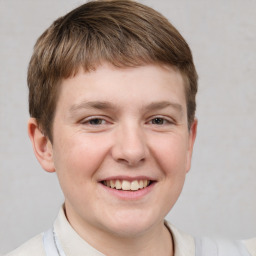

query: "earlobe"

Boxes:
[28, 118, 55, 173]
[186, 119, 198, 173]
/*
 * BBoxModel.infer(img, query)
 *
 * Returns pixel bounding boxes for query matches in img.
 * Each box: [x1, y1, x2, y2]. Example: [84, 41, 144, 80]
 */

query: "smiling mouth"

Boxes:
[101, 179, 153, 191]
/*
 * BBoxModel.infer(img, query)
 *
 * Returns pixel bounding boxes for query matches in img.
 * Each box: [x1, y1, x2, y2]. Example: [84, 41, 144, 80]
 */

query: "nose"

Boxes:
[111, 123, 148, 166]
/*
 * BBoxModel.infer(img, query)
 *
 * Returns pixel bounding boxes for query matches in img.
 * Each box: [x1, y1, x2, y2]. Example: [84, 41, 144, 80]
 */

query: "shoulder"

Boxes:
[4, 233, 45, 256]
[195, 237, 253, 256]
[242, 237, 256, 256]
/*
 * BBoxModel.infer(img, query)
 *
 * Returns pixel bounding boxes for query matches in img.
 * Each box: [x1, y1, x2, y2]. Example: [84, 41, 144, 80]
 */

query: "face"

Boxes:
[32, 63, 196, 239]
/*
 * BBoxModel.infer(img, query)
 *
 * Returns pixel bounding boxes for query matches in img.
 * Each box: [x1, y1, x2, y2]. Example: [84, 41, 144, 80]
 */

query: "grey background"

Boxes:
[0, 0, 255, 254]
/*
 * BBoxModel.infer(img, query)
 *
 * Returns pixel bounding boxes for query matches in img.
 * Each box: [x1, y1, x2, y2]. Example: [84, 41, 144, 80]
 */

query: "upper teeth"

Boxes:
[103, 180, 150, 191]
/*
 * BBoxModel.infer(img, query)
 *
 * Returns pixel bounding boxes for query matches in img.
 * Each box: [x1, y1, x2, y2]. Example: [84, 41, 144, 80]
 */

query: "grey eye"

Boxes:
[89, 118, 104, 125]
[151, 118, 164, 125]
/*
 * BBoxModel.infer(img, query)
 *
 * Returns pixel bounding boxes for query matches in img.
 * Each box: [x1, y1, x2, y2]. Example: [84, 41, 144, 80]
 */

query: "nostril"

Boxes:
[116, 157, 145, 167]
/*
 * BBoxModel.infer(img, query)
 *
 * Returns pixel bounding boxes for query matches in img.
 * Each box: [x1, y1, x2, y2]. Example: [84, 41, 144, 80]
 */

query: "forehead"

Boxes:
[61, 63, 184, 95]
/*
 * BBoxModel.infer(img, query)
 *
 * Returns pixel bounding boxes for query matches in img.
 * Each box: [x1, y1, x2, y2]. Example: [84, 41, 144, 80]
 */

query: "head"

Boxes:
[27, 0, 198, 248]
[28, 0, 198, 142]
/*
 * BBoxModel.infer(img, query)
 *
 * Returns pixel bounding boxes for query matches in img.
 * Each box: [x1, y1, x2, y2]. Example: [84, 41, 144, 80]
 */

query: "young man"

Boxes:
[6, 1, 255, 256]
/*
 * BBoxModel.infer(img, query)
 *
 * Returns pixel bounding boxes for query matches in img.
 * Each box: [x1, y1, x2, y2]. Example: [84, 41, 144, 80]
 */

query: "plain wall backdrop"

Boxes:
[0, 0, 255, 254]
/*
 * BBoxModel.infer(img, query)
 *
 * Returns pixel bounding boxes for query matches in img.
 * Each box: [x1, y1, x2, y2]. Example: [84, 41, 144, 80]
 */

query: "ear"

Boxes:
[186, 119, 197, 173]
[28, 118, 55, 173]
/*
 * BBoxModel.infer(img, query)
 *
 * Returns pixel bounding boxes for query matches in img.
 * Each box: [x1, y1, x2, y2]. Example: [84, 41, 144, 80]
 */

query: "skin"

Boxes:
[28, 63, 197, 256]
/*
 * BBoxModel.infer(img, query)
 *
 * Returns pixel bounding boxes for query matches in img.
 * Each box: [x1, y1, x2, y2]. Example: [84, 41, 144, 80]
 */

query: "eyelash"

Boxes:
[81, 117, 108, 126]
[150, 117, 170, 125]
[80, 116, 174, 127]
[148, 117, 172, 125]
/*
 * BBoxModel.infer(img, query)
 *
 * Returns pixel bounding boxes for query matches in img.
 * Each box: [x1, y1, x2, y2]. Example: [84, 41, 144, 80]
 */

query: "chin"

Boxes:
[100, 209, 160, 238]
[106, 222, 153, 238]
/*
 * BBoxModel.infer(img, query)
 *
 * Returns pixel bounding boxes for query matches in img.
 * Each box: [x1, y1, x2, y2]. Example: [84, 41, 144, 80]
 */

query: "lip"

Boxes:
[98, 176, 156, 200]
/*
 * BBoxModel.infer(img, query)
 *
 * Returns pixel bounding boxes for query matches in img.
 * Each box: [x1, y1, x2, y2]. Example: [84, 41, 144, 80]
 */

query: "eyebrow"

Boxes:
[145, 101, 183, 113]
[69, 101, 116, 113]
[69, 100, 183, 114]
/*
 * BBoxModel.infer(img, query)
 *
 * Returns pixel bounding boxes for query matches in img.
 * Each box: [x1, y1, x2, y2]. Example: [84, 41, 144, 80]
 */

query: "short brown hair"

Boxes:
[28, 0, 198, 141]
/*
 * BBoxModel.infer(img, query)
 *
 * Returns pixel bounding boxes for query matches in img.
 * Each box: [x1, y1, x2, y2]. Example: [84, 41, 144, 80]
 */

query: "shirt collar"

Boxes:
[165, 221, 195, 256]
[54, 206, 104, 256]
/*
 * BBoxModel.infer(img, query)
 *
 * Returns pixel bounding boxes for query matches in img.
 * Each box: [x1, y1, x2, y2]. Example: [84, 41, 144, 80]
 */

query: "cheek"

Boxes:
[52, 135, 110, 205]
[53, 134, 110, 181]
[150, 134, 189, 176]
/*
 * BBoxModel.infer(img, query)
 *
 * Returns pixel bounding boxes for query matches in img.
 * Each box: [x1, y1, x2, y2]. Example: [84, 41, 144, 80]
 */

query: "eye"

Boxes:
[151, 118, 165, 125]
[81, 117, 107, 126]
[88, 118, 105, 125]
[149, 117, 172, 125]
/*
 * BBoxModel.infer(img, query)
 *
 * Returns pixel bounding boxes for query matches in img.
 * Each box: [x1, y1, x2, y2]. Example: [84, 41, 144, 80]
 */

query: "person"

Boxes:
[5, 1, 255, 255]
